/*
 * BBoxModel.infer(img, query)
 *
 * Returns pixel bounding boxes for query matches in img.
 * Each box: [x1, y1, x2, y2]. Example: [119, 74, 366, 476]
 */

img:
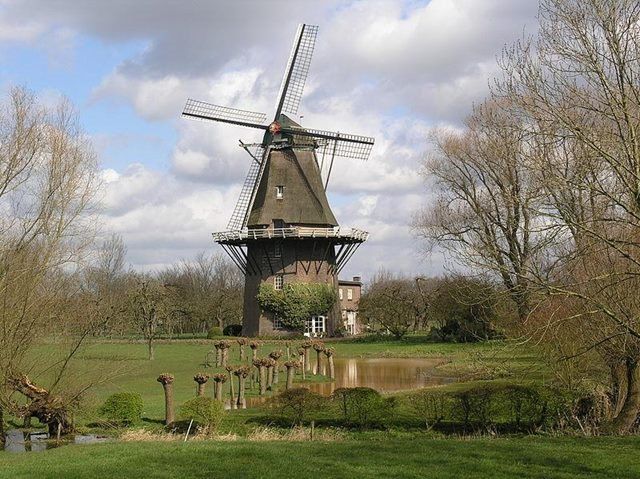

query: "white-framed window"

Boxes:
[274, 274, 284, 290]
[273, 316, 283, 330]
[347, 288, 353, 301]
[276, 185, 284, 199]
[305, 315, 326, 336]
[343, 311, 357, 335]
[339, 288, 343, 300]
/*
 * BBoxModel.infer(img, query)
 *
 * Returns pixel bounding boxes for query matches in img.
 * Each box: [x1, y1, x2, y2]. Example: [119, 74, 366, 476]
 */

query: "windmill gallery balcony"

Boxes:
[212, 226, 369, 245]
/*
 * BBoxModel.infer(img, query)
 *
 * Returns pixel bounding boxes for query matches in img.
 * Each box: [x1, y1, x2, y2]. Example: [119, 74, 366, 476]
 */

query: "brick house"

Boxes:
[338, 276, 362, 335]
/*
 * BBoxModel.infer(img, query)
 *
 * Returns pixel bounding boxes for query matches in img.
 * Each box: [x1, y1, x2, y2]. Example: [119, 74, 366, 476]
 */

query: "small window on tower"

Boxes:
[274, 274, 284, 290]
[339, 288, 343, 300]
[276, 186, 284, 199]
[347, 288, 353, 301]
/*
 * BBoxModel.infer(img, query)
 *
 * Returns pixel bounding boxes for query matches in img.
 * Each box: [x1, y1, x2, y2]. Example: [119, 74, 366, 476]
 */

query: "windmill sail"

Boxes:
[227, 145, 267, 230]
[285, 126, 375, 160]
[275, 24, 319, 118]
[183, 99, 268, 129]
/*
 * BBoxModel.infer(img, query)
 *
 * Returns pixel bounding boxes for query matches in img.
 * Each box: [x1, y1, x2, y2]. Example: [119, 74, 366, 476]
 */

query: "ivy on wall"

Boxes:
[257, 283, 337, 330]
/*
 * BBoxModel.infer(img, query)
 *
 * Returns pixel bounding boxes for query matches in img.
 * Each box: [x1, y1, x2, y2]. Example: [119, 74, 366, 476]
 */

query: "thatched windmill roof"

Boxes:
[246, 147, 338, 228]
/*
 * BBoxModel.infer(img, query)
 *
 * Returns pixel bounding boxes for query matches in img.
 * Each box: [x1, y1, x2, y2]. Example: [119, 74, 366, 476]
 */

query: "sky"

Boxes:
[0, 0, 539, 280]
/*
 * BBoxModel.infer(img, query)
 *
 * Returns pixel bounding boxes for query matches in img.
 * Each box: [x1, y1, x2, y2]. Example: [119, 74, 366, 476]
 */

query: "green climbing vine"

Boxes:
[257, 283, 337, 330]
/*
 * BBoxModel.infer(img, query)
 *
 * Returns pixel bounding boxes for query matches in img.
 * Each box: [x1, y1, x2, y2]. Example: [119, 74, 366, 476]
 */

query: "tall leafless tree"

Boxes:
[0, 87, 99, 440]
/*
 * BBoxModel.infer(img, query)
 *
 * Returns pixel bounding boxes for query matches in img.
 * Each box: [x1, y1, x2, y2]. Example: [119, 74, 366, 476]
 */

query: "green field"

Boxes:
[3, 336, 615, 478]
[1, 436, 639, 479]
[63, 337, 545, 423]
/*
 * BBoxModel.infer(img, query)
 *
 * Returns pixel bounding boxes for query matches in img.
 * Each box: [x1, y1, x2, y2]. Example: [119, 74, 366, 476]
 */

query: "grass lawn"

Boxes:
[1, 436, 639, 479]
[57, 337, 544, 425]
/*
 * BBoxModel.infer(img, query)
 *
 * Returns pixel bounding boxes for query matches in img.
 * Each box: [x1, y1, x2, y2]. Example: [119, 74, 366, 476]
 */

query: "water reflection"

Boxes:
[308, 357, 454, 395]
[3, 430, 109, 453]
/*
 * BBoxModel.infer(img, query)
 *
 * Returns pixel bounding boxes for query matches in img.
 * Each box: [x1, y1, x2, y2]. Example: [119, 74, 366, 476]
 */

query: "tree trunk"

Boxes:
[267, 366, 273, 390]
[611, 362, 627, 417]
[148, 339, 155, 361]
[316, 351, 322, 375]
[273, 364, 279, 384]
[229, 373, 236, 409]
[221, 349, 228, 368]
[304, 349, 311, 372]
[196, 383, 205, 397]
[0, 406, 4, 446]
[328, 356, 335, 380]
[239, 345, 245, 361]
[215, 348, 221, 367]
[286, 367, 294, 389]
[163, 383, 174, 426]
[286, 345, 291, 359]
[214, 382, 221, 401]
[610, 358, 640, 433]
[237, 377, 245, 408]
[259, 366, 266, 395]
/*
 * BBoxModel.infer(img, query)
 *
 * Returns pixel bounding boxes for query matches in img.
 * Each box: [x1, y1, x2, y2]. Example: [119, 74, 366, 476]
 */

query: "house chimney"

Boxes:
[353, 276, 361, 283]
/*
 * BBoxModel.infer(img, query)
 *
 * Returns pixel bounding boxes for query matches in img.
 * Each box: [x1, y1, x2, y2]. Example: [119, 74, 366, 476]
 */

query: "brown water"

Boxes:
[237, 357, 455, 407]
[306, 357, 455, 395]
[3, 430, 109, 453]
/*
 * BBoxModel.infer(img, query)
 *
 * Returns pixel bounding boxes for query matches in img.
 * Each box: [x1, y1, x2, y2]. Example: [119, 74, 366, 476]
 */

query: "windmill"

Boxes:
[182, 24, 374, 336]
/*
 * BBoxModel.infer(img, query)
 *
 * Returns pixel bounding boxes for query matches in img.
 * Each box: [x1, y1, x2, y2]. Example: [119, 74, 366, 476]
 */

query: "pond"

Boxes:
[3, 430, 109, 453]
[238, 356, 455, 407]
[306, 357, 455, 395]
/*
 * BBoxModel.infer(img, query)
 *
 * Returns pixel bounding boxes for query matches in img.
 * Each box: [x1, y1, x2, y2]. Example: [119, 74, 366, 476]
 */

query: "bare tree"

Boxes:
[128, 276, 169, 360]
[0, 87, 99, 440]
[415, 99, 548, 322]
[358, 270, 428, 339]
[160, 252, 243, 334]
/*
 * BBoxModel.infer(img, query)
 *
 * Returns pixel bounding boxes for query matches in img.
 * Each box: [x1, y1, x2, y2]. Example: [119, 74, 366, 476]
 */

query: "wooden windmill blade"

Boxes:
[227, 144, 267, 231]
[274, 24, 319, 118]
[182, 99, 269, 130]
[283, 126, 375, 160]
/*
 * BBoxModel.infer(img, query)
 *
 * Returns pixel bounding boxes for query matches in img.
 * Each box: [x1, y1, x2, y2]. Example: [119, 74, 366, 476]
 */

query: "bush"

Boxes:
[269, 388, 325, 425]
[451, 386, 495, 428]
[223, 324, 242, 336]
[99, 393, 143, 425]
[409, 390, 451, 429]
[207, 326, 222, 339]
[428, 277, 500, 342]
[331, 387, 394, 428]
[180, 397, 224, 433]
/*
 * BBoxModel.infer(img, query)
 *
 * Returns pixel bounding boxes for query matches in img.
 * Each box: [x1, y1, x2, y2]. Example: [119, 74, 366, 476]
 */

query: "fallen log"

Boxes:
[7, 375, 73, 436]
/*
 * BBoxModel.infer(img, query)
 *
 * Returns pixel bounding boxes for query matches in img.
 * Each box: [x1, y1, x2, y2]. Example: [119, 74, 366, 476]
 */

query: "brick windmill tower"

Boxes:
[182, 24, 374, 336]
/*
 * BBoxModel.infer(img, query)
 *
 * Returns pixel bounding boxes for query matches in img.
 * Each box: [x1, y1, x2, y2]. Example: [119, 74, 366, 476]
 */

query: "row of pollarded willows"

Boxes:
[207, 338, 335, 379]
[155, 339, 337, 425]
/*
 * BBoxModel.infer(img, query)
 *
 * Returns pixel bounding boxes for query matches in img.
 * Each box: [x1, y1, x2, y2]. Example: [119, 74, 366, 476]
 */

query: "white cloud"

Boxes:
[0, 0, 539, 278]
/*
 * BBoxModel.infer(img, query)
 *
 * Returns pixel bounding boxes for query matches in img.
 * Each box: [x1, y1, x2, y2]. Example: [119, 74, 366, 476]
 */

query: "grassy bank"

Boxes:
[1, 436, 639, 479]
[4, 337, 546, 430]
[71, 338, 544, 420]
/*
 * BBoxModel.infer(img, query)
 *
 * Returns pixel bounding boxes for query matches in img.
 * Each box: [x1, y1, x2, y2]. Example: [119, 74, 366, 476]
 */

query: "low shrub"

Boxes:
[180, 397, 225, 434]
[269, 388, 326, 425]
[408, 384, 575, 432]
[331, 387, 394, 428]
[223, 324, 243, 336]
[451, 386, 495, 428]
[99, 392, 143, 425]
[410, 390, 452, 429]
[207, 326, 223, 339]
